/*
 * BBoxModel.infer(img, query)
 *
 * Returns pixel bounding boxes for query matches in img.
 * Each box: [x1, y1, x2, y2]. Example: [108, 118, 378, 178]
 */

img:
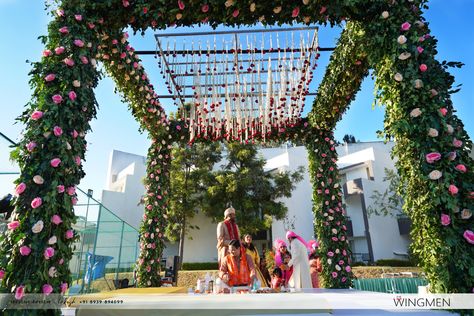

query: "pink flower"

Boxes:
[59, 26, 69, 34]
[417, 46, 424, 54]
[57, 185, 65, 193]
[332, 272, 338, 278]
[439, 108, 448, 116]
[42, 284, 53, 295]
[8, 221, 20, 230]
[453, 138, 463, 148]
[419, 64, 427, 72]
[455, 164, 467, 173]
[15, 286, 25, 300]
[202, 4, 209, 12]
[19, 246, 31, 256]
[72, 197, 78, 205]
[320, 6, 327, 14]
[50, 158, 61, 168]
[425, 152, 441, 164]
[31, 110, 43, 120]
[67, 186, 76, 196]
[52, 94, 63, 104]
[60, 283, 68, 294]
[292, 7, 300, 18]
[51, 215, 62, 225]
[448, 184, 458, 195]
[80, 56, 89, 64]
[64, 58, 75, 67]
[401, 22, 411, 31]
[75, 156, 81, 165]
[0, 270, 5, 279]
[53, 126, 63, 137]
[15, 183, 26, 195]
[448, 151, 457, 161]
[342, 277, 347, 282]
[56, 8, 65, 17]
[178, 0, 185, 10]
[72, 130, 79, 138]
[441, 213, 450, 226]
[44, 247, 55, 259]
[463, 230, 474, 244]
[43, 49, 52, 57]
[327, 251, 334, 257]
[65, 229, 74, 239]
[31, 197, 42, 209]
[55, 46, 65, 55]
[345, 266, 351, 273]
[45, 74, 56, 82]
[73, 39, 84, 47]
[59, 258, 64, 265]
[69, 91, 77, 101]
[75, 14, 82, 21]
[65, 230, 74, 239]
[232, 9, 239, 17]
[88, 22, 95, 29]
[26, 142, 37, 152]
[122, 0, 129, 7]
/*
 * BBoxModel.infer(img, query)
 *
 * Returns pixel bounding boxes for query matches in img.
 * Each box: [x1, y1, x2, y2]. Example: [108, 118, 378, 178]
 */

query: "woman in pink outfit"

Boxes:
[308, 240, 322, 288]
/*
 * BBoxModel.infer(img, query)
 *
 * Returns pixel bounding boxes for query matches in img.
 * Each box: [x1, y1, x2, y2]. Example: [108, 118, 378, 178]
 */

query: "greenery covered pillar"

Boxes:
[0, 1, 102, 304]
[364, 2, 474, 292]
[306, 21, 369, 288]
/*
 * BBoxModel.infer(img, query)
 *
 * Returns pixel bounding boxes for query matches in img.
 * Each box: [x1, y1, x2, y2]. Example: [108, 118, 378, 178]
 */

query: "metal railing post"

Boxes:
[86, 204, 102, 292]
[115, 221, 125, 282]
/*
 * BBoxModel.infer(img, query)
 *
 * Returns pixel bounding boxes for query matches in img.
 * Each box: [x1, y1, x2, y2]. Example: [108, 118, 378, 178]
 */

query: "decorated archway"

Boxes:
[1, 0, 473, 304]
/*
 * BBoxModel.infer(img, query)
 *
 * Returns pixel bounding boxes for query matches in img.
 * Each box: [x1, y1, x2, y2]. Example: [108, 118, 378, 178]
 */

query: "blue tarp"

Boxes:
[84, 252, 113, 284]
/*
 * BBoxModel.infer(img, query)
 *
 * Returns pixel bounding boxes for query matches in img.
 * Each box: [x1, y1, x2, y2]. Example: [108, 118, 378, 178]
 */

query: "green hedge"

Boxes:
[181, 262, 219, 270]
[375, 259, 415, 267]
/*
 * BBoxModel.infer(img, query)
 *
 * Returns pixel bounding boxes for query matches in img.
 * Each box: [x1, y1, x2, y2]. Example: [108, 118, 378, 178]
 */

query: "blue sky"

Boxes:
[0, 0, 473, 200]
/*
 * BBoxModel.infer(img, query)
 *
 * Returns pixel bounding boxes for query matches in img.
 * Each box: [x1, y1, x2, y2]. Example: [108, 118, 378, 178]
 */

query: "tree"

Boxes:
[367, 168, 405, 217]
[342, 134, 357, 144]
[200, 142, 304, 235]
[166, 142, 222, 267]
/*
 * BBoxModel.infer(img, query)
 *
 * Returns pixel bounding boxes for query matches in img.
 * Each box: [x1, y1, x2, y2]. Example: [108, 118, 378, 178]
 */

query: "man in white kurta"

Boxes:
[286, 230, 312, 289]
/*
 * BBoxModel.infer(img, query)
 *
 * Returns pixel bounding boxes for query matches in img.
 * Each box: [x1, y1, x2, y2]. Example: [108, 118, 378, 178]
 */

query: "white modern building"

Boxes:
[100, 142, 411, 264]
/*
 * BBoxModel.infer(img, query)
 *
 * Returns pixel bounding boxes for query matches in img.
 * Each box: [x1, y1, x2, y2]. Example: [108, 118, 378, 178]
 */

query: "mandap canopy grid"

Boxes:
[1, 0, 473, 311]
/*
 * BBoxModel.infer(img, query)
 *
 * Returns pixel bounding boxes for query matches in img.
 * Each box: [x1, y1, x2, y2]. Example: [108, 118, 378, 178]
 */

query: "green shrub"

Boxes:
[375, 259, 414, 267]
[352, 261, 367, 267]
[181, 262, 219, 270]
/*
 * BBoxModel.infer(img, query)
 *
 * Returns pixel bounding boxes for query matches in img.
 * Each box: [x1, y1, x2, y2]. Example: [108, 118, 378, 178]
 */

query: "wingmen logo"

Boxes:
[393, 296, 451, 308]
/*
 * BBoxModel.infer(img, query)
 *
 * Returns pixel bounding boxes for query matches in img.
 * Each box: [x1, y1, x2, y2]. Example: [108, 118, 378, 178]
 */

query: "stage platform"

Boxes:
[62, 288, 458, 316]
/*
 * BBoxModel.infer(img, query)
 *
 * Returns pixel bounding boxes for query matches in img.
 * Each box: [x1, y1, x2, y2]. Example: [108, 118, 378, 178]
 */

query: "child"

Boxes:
[271, 268, 283, 290]
[281, 253, 293, 287]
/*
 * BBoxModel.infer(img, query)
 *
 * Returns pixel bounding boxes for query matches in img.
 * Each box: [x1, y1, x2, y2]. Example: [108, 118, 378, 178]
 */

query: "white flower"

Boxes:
[48, 266, 58, 278]
[327, 259, 332, 265]
[410, 108, 422, 118]
[87, 42, 92, 48]
[250, 3, 256, 11]
[33, 175, 44, 185]
[328, 216, 334, 221]
[381, 11, 389, 19]
[73, 80, 81, 88]
[66, 142, 72, 150]
[331, 228, 338, 234]
[335, 249, 340, 254]
[414, 79, 423, 89]
[43, 132, 51, 138]
[461, 209, 472, 219]
[397, 35, 407, 44]
[398, 52, 411, 60]
[428, 128, 439, 137]
[32, 220, 44, 234]
[48, 236, 57, 245]
[224, 0, 234, 7]
[446, 124, 454, 134]
[335, 264, 342, 271]
[428, 170, 442, 180]
[415, 20, 425, 28]
[302, 0, 309, 4]
[394, 73, 403, 82]
[90, 58, 97, 67]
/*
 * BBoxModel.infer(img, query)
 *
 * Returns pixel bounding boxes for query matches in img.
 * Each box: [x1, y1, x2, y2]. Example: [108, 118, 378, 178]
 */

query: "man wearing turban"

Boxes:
[285, 230, 312, 289]
[216, 207, 240, 266]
